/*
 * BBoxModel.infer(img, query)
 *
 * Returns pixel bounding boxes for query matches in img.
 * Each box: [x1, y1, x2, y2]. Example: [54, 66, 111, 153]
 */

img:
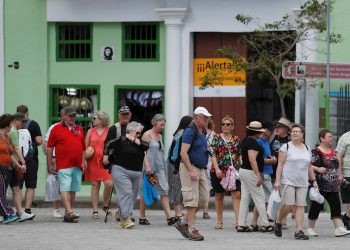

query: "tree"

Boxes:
[201, 0, 342, 118]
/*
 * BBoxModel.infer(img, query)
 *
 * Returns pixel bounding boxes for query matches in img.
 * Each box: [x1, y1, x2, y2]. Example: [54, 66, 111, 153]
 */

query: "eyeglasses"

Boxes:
[222, 123, 232, 127]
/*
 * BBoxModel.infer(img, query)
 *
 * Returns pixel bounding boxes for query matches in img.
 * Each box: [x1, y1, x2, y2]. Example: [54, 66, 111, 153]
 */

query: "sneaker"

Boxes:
[120, 218, 135, 229]
[0, 216, 3, 224]
[342, 213, 350, 230]
[175, 221, 190, 239]
[202, 212, 211, 219]
[334, 226, 350, 237]
[3, 214, 19, 224]
[53, 209, 63, 218]
[18, 211, 35, 222]
[294, 230, 309, 240]
[188, 229, 204, 241]
[274, 222, 282, 237]
[307, 228, 318, 237]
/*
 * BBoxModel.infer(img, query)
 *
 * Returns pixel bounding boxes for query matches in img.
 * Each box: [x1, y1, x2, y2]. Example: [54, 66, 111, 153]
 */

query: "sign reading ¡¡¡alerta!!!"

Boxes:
[193, 58, 246, 97]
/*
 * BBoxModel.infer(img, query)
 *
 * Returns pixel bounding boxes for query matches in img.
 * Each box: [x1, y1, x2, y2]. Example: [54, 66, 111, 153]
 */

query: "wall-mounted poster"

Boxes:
[101, 46, 115, 61]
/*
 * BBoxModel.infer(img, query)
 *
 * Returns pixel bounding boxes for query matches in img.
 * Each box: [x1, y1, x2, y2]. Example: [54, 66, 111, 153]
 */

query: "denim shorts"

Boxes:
[57, 167, 82, 192]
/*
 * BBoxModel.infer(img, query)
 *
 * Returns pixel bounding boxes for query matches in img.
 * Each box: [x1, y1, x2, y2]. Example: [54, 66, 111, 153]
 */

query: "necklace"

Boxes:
[221, 133, 232, 141]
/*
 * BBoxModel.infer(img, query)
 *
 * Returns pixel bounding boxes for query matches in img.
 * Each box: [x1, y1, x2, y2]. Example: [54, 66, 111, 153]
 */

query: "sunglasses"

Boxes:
[222, 123, 232, 127]
[136, 131, 142, 137]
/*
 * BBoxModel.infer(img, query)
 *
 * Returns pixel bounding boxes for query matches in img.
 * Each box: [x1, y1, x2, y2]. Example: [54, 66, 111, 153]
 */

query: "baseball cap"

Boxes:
[65, 106, 77, 116]
[118, 106, 131, 114]
[12, 112, 25, 121]
[193, 106, 212, 117]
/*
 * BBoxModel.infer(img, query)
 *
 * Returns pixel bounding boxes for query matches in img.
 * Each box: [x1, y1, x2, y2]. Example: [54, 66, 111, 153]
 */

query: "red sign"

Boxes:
[282, 61, 350, 80]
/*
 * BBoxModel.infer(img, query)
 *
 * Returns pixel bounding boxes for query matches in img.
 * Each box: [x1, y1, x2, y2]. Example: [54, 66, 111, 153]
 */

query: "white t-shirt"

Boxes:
[45, 122, 60, 157]
[280, 142, 311, 187]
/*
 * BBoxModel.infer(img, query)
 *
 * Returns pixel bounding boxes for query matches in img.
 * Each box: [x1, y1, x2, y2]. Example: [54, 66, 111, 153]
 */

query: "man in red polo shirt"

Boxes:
[47, 106, 86, 222]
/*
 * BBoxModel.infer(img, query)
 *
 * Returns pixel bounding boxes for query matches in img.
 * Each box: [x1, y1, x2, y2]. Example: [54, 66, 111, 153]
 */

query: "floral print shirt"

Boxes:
[311, 147, 339, 192]
[210, 134, 240, 171]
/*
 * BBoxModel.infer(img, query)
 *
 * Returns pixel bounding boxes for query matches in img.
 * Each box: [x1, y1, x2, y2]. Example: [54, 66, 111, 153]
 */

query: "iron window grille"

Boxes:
[56, 23, 92, 61]
[122, 23, 159, 61]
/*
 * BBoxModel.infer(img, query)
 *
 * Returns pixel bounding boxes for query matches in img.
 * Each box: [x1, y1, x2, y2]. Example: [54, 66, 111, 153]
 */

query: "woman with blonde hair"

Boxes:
[85, 111, 113, 219]
[210, 115, 241, 229]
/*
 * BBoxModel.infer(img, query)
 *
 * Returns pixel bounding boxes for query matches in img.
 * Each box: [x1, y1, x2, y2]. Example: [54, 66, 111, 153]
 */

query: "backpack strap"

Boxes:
[24, 119, 32, 130]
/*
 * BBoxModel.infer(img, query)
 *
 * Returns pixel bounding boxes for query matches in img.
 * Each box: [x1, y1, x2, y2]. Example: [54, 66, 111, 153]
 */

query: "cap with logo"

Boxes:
[118, 106, 131, 114]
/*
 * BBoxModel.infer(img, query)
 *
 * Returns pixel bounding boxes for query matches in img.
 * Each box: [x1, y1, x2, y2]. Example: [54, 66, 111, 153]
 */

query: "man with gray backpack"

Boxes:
[16, 104, 43, 217]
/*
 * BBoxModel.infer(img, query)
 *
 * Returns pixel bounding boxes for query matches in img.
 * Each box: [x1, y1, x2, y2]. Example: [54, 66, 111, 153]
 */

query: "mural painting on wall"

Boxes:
[118, 89, 163, 131]
[101, 46, 115, 61]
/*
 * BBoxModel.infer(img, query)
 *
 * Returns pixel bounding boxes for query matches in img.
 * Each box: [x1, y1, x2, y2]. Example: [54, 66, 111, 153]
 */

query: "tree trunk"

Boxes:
[279, 94, 286, 118]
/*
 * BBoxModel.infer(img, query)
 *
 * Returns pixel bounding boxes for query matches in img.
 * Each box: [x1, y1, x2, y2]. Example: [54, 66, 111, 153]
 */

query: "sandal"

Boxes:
[92, 211, 99, 219]
[236, 226, 252, 232]
[261, 225, 274, 233]
[167, 217, 179, 225]
[249, 224, 260, 232]
[139, 218, 150, 225]
[215, 223, 224, 230]
[63, 212, 79, 223]
[103, 206, 112, 216]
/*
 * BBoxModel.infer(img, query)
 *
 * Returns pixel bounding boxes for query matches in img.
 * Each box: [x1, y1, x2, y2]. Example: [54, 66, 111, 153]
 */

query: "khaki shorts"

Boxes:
[179, 163, 209, 208]
[280, 184, 308, 206]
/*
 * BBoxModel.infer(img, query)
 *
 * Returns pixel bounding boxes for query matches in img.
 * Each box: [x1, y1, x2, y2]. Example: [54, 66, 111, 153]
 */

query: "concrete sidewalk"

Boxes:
[2, 208, 350, 250]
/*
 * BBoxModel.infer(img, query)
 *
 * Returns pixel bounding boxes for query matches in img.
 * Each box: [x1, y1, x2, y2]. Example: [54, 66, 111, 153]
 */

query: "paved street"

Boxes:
[2, 207, 350, 250]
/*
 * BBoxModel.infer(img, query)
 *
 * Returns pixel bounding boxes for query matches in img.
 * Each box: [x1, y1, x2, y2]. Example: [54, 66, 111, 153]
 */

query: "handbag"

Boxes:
[85, 146, 95, 160]
[220, 135, 237, 191]
[0, 131, 23, 181]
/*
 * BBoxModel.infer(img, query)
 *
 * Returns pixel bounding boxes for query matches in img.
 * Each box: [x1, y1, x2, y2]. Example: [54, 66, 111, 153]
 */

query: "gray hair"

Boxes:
[127, 121, 144, 133]
[94, 111, 110, 127]
[151, 114, 166, 126]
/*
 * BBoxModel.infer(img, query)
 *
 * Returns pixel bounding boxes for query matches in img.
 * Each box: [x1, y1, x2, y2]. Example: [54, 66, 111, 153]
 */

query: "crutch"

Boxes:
[104, 185, 114, 223]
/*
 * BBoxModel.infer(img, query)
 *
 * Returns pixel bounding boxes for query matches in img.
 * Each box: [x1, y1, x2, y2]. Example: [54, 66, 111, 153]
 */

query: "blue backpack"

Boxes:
[167, 123, 203, 174]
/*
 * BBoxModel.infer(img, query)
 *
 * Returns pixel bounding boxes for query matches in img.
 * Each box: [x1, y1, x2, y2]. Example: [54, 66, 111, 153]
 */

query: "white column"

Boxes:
[0, 0, 4, 114]
[296, 29, 319, 147]
[156, 8, 188, 149]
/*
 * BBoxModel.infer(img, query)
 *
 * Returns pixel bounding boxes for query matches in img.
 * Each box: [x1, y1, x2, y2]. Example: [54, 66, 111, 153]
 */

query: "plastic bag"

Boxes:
[267, 189, 281, 220]
[143, 174, 158, 206]
[309, 187, 324, 204]
[45, 174, 60, 202]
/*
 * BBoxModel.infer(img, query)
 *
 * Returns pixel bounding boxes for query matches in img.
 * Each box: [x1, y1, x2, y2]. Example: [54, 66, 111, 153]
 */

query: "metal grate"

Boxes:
[57, 23, 92, 61]
[123, 23, 158, 60]
[329, 84, 350, 144]
[50, 86, 98, 134]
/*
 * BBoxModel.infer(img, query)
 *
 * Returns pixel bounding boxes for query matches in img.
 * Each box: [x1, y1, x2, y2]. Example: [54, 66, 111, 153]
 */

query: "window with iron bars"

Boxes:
[56, 23, 92, 61]
[49, 85, 100, 135]
[122, 23, 159, 61]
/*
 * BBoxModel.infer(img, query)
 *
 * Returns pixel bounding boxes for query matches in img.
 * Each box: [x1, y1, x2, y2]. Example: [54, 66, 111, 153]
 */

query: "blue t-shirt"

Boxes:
[257, 137, 273, 175]
[182, 124, 208, 169]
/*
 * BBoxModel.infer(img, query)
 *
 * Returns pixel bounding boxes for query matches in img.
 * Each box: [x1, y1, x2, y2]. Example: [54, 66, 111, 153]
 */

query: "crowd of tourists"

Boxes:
[1, 104, 350, 241]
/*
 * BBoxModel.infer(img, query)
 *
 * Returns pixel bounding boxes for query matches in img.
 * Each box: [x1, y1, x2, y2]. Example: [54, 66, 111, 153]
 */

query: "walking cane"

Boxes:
[104, 186, 114, 223]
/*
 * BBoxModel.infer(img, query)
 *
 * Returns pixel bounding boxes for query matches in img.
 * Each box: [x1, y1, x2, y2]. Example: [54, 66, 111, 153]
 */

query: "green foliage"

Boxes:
[201, 0, 342, 117]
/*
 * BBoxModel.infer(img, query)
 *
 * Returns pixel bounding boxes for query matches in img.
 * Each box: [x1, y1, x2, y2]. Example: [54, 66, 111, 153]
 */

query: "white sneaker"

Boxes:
[334, 226, 350, 237]
[53, 209, 63, 218]
[307, 228, 318, 237]
[18, 211, 35, 222]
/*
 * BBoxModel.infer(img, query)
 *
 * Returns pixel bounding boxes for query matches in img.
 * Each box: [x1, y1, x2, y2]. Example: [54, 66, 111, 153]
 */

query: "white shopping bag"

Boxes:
[45, 174, 60, 202]
[267, 189, 281, 220]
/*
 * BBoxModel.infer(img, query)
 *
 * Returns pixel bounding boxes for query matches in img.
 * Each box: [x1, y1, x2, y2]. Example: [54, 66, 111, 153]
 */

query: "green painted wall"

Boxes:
[5, 1, 166, 198]
[48, 22, 166, 122]
[318, 0, 350, 107]
[4, 0, 48, 197]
